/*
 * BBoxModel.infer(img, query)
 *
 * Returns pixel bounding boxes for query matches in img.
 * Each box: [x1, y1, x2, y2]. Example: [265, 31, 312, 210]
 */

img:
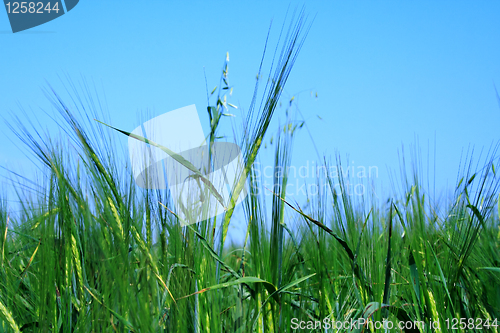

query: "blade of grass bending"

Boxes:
[159, 202, 242, 281]
[251, 273, 316, 331]
[159, 264, 196, 323]
[348, 302, 419, 333]
[177, 277, 277, 302]
[268, 189, 374, 298]
[95, 119, 226, 209]
[270, 190, 354, 259]
[6, 229, 40, 244]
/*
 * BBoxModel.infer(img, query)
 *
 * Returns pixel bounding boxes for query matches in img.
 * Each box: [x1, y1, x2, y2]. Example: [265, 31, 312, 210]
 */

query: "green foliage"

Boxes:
[1, 13, 500, 333]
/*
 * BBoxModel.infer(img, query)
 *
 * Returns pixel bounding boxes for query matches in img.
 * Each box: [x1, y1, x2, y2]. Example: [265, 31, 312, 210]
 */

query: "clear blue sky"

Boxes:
[1, 1, 500, 233]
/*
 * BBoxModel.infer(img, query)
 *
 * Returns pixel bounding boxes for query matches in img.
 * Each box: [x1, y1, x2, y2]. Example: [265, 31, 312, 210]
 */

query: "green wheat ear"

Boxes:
[220, 10, 312, 248]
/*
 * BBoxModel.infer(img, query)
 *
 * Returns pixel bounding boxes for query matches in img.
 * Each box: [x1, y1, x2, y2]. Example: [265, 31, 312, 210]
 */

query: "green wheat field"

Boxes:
[1, 15, 499, 332]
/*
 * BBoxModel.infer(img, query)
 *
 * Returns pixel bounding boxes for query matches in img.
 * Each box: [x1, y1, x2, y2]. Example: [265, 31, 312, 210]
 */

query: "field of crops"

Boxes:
[1, 15, 499, 333]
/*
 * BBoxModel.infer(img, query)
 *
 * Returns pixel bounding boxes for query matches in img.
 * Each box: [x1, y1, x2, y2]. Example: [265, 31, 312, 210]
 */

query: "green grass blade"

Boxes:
[95, 119, 226, 210]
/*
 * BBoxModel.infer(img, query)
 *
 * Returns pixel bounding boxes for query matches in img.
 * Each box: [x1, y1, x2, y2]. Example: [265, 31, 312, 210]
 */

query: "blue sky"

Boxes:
[1, 1, 500, 234]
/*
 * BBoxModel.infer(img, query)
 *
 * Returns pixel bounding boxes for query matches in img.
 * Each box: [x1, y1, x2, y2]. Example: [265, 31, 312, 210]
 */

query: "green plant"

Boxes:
[1, 11, 499, 333]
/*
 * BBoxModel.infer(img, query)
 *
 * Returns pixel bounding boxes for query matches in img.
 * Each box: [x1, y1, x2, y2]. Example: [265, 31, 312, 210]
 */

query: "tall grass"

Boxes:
[1, 13, 500, 333]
